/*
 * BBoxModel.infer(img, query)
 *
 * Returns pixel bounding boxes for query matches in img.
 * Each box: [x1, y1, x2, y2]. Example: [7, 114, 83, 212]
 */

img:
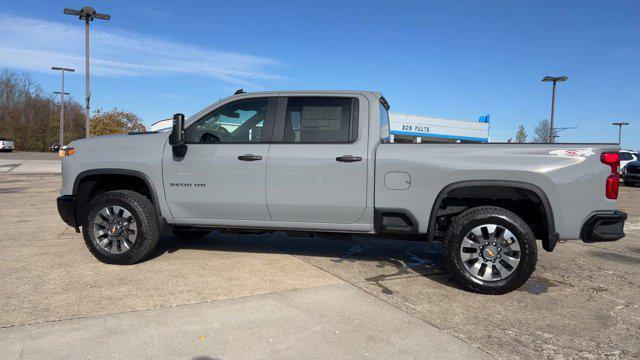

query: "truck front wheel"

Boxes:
[444, 206, 537, 294]
[82, 190, 159, 265]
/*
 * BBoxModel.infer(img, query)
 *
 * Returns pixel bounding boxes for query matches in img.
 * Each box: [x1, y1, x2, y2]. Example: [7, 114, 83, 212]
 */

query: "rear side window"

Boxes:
[283, 97, 354, 143]
[379, 103, 390, 142]
[620, 152, 633, 161]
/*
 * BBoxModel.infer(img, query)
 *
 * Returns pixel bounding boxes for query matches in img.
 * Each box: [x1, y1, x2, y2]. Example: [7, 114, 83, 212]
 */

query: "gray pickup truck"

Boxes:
[57, 90, 627, 294]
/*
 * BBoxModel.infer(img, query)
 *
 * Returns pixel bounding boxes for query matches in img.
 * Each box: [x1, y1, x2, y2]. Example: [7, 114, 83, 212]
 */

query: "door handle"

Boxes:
[238, 154, 263, 161]
[336, 155, 362, 162]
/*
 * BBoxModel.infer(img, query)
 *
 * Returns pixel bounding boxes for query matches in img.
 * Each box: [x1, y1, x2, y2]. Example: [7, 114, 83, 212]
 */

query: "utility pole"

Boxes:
[611, 122, 629, 146]
[64, 6, 110, 138]
[52, 67, 74, 155]
[542, 76, 568, 143]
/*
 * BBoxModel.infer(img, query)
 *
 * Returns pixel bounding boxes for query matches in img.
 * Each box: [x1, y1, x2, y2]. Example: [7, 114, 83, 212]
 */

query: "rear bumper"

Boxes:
[581, 210, 627, 243]
[57, 195, 77, 228]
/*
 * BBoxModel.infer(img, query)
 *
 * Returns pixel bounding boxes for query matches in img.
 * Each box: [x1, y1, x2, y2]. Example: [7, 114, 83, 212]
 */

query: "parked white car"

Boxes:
[0, 138, 14, 152]
[620, 150, 639, 171]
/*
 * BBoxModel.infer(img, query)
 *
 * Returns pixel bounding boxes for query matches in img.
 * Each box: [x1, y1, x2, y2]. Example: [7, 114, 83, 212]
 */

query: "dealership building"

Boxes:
[150, 113, 491, 143]
[389, 113, 490, 143]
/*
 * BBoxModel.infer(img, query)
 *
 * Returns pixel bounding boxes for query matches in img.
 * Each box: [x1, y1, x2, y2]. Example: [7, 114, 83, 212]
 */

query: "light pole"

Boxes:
[52, 67, 74, 154]
[64, 6, 110, 138]
[550, 126, 577, 143]
[611, 122, 629, 146]
[542, 76, 568, 143]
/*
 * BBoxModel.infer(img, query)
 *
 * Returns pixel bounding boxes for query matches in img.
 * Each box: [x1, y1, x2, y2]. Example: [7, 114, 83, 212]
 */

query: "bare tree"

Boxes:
[532, 119, 551, 143]
[515, 125, 528, 143]
[0, 69, 143, 151]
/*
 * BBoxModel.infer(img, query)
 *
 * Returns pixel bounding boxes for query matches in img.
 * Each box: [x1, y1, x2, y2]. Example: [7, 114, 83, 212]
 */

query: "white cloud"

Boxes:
[0, 13, 285, 86]
[130, 6, 171, 20]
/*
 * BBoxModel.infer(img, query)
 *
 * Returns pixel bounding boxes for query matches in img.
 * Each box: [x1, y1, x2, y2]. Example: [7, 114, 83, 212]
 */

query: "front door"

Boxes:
[163, 97, 275, 221]
[266, 96, 368, 224]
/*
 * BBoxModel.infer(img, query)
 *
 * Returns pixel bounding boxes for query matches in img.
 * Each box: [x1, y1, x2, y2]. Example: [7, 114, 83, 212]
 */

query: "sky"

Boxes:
[0, 0, 638, 148]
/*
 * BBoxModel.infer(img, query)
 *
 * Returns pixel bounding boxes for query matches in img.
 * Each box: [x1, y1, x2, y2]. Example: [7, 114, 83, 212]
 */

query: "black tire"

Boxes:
[172, 229, 211, 240]
[82, 190, 159, 265]
[444, 206, 537, 295]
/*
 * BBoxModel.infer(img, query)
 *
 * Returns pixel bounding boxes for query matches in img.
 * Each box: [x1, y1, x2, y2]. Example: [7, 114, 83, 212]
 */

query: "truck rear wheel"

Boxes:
[82, 190, 159, 265]
[444, 206, 537, 294]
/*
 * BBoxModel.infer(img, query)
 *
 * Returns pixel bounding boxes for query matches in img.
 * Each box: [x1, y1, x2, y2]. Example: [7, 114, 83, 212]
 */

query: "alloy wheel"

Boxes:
[459, 224, 521, 282]
[92, 205, 138, 254]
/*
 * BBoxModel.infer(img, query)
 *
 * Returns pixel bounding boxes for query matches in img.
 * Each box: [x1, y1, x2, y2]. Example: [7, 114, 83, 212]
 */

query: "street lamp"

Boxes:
[550, 126, 577, 143]
[611, 122, 629, 146]
[542, 75, 568, 143]
[52, 67, 74, 155]
[63, 6, 110, 138]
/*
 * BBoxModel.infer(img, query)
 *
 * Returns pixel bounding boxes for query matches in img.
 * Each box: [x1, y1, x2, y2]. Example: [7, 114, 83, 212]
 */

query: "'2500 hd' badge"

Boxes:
[170, 183, 206, 188]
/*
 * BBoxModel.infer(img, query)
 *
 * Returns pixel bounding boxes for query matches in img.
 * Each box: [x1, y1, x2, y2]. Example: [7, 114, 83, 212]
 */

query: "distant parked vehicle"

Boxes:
[622, 161, 640, 187]
[620, 150, 639, 170]
[50, 143, 61, 152]
[0, 138, 14, 152]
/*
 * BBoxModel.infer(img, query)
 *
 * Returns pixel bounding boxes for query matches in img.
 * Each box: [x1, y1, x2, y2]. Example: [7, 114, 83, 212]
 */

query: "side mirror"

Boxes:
[170, 113, 188, 157]
[169, 113, 184, 145]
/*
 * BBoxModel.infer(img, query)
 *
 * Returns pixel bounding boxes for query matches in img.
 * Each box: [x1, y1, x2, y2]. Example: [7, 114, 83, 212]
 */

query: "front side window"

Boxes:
[187, 98, 268, 144]
[283, 97, 353, 143]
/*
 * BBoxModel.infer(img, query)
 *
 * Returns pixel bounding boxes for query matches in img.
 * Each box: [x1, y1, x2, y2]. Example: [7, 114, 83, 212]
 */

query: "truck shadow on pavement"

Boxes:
[150, 231, 465, 293]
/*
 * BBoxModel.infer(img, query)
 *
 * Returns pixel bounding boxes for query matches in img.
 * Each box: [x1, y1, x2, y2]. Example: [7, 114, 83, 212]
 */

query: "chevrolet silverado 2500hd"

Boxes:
[57, 90, 627, 294]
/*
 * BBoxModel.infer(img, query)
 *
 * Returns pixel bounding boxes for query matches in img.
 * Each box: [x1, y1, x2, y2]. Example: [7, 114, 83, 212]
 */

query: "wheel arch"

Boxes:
[427, 180, 558, 252]
[73, 169, 163, 226]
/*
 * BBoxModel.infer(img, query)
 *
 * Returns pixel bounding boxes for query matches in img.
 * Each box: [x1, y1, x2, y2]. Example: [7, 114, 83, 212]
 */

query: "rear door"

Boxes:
[265, 96, 368, 224]
[163, 97, 276, 221]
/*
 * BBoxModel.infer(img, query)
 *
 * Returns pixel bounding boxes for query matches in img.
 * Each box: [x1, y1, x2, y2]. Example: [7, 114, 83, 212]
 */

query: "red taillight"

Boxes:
[605, 174, 620, 199]
[601, 152, 620, 199]
[601, 152, 620, 170]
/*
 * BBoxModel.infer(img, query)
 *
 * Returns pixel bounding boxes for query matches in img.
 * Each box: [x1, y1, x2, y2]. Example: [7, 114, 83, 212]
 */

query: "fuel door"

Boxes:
[385, 171, 411, 190]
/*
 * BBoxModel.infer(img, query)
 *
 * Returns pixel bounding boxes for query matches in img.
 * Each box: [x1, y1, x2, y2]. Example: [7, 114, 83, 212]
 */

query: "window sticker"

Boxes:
[301, 106, 343, 131]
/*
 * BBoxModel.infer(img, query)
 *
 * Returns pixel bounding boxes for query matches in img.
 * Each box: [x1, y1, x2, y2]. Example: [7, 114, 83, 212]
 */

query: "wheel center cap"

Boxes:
[483, 246, 498, 260]
[109, 224, 122, 236]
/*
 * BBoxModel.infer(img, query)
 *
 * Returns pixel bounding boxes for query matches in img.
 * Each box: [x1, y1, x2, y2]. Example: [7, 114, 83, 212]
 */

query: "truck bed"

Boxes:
[374, 143, 619, 239]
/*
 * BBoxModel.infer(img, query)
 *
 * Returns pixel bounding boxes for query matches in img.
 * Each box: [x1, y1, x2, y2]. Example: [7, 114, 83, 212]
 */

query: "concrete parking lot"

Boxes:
[0, 151, 60, 174]
[0, 165, 639, 358]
